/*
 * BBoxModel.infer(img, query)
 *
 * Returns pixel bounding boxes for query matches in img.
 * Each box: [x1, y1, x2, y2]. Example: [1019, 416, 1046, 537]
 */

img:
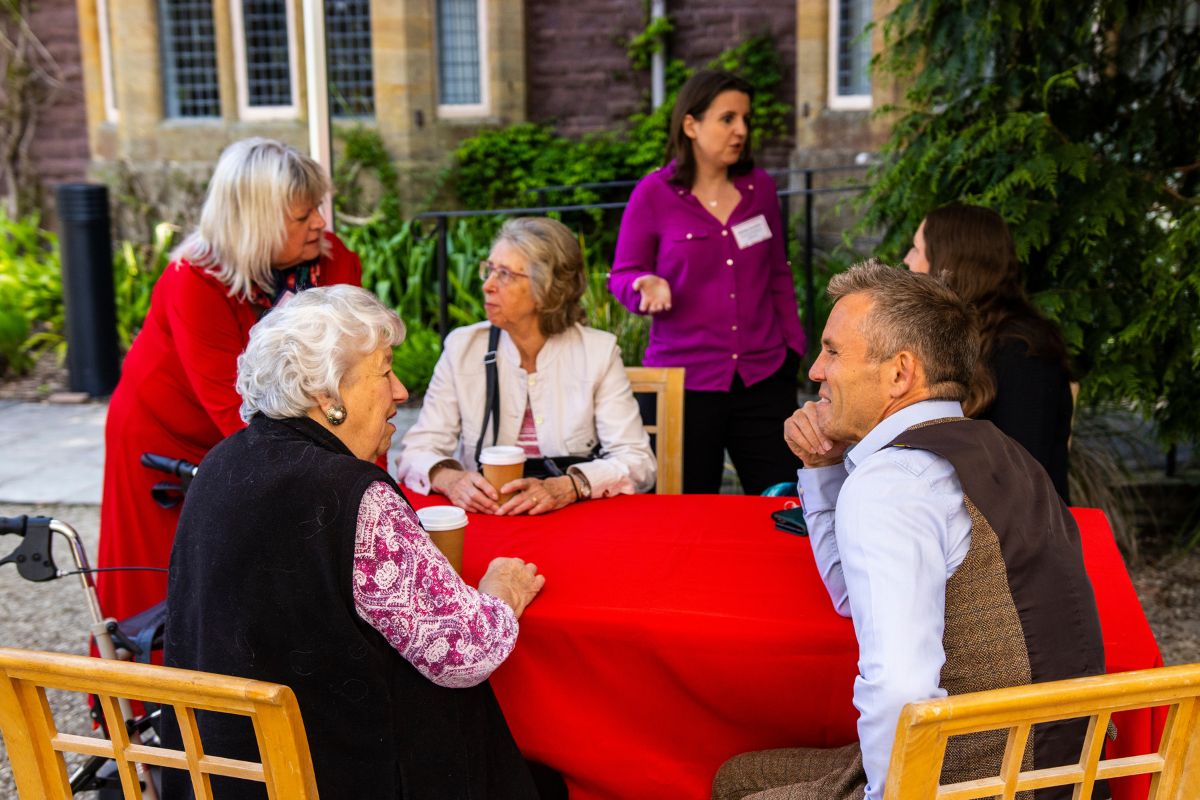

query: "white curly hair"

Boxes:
[237, 285, 405, 421]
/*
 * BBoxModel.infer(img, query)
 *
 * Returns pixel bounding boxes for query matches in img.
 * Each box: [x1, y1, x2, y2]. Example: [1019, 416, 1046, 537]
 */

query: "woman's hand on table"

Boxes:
[431, 466, 500, 514]
[632, 275, 672, 314]
[479, 557, 545, 619]
[496, 476, 576, 516]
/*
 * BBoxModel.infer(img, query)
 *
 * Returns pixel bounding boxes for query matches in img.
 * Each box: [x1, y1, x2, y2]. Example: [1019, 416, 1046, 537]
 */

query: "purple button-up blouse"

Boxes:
[610, 163, 807, 391]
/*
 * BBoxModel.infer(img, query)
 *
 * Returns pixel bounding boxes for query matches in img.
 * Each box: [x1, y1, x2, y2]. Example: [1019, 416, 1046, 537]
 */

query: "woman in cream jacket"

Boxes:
[398, 217, 655, 514]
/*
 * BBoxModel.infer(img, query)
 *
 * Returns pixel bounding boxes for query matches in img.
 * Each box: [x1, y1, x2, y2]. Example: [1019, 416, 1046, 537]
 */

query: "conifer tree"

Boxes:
[861, 0, 1200, 446]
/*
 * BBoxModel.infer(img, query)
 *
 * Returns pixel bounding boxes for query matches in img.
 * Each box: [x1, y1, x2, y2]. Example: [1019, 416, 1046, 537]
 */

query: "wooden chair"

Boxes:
[884, 663, 1200, 799]
[0, 647, 318, 799]
[625, 366, 685, 494]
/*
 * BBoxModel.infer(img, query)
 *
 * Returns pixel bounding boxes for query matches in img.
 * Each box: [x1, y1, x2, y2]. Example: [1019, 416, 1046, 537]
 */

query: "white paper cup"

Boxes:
[479, 445, 526, 504]
[416, 505, 469, 573]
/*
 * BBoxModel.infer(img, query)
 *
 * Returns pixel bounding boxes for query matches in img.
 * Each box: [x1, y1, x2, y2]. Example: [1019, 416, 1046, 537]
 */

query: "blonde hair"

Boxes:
[237, 285, 405, 421]
[494, 217, 586, 336]
[175, 138, 330, 301]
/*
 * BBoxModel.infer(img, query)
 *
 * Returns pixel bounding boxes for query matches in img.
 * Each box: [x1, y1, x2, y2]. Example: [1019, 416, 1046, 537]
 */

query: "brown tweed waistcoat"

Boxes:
[890, 418, 1107, 800]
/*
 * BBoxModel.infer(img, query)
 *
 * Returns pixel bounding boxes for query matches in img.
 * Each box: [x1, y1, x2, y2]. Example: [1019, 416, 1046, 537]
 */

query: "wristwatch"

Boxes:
[568, 468, 592, 500]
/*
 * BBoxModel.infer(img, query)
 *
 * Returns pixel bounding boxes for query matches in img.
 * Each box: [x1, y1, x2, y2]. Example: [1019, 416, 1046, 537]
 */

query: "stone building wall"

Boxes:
[21, 0, 90, 211]
[525, 0, 797, 168]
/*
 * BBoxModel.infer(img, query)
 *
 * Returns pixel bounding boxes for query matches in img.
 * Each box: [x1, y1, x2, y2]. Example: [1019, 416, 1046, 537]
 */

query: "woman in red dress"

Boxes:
[96, 138, 362, 624]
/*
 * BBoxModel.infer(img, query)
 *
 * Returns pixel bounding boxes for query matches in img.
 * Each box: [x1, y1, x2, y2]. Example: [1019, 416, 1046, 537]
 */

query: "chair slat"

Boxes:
[50, 731, 116, 758]
[98, 690, 146, 799]
[176, 703, 215, 799]
[998, 722, 1030, 798]
[625, 366, 685, 494]
[1076, 711, 1112, 798]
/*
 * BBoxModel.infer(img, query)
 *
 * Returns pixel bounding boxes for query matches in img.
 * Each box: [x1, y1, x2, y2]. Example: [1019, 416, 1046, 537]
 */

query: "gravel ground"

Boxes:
[2, 502, 1198, 798]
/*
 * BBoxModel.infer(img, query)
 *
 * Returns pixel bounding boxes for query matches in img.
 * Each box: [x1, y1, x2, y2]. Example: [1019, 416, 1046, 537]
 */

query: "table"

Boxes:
[408, 493, 1163, 800]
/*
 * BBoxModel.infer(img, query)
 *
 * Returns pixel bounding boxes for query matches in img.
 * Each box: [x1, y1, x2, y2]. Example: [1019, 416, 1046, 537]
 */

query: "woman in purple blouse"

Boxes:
[610, 70, 807, 494]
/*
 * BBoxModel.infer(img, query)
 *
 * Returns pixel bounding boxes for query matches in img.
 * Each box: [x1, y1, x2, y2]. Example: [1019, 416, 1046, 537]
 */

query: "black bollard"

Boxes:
[57, 183, 120, 396]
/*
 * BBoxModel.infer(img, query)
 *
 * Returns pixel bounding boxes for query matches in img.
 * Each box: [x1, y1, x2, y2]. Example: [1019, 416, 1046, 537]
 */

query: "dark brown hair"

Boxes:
[828, 260, 979, 401]
[922, 203, 1070, 416]
[665, 70, 755, 188]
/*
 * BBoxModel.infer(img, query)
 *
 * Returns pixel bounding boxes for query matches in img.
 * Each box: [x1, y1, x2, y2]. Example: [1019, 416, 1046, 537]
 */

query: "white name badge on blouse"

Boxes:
[732, 215, 772, 249]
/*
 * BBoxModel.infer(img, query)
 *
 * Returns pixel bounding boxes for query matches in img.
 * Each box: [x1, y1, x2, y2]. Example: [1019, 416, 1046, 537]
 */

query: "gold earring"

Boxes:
[325, 405, 347, 426]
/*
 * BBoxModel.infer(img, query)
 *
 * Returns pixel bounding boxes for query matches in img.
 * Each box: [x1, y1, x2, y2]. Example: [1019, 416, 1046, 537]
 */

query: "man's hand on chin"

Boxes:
[785, 400, 851, 469]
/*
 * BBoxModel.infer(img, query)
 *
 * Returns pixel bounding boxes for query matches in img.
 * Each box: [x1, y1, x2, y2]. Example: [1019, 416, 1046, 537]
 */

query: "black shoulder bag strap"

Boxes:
[474, 325, 502, 467]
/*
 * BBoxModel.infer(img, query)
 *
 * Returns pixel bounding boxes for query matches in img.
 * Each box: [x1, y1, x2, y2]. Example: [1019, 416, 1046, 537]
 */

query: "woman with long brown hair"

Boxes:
[610, 70, 807, 494]
[905, 202, 1073, 501]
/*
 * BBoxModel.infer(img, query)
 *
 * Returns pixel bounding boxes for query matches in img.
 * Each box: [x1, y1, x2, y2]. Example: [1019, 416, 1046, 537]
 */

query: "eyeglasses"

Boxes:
[479, 260, 531, 286]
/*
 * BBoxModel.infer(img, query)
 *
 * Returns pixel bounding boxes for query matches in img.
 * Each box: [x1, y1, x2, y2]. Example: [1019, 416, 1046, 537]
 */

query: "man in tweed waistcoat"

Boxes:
[712, 262, 1105, 800]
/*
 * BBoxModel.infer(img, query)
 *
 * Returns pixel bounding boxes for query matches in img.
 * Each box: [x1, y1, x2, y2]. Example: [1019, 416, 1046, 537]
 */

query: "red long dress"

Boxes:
[96, 232, 362, 624]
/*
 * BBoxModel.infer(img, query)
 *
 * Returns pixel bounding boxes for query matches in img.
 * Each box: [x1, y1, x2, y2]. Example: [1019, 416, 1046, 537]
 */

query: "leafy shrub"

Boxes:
[114, 222, 175, 349]
[393, 320, 442, 399]
[0, 210, 63, 375]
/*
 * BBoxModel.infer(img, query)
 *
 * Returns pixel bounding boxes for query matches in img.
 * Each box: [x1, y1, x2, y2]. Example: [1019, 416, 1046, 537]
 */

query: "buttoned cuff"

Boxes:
[796, 464, 846, 513]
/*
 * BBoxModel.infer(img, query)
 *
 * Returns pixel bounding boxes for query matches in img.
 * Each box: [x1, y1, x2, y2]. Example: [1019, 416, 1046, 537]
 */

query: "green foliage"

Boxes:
[333, 125, 403, 219]
[114, 222, 175, 350]
[392, 320, 441, 399]
[859, 0, 1200, 447]
[0, 209, 62, 375]
[626, 16, 674, 71]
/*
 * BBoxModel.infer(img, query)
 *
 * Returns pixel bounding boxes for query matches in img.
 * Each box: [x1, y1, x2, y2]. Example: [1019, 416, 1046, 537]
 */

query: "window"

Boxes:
[326, 0, 375, 118]
[231, 0, 298, 118]
[97, 0, 118, 121]
[828, 0, 872, 110]
[158, 0, 221, 118]
[437, 0, 488, 115]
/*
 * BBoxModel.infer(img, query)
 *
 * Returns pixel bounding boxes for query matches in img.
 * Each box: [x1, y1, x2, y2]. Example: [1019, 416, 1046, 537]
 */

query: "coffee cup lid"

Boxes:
[479, 445, 526, 466]
[416, 505, 469, 531]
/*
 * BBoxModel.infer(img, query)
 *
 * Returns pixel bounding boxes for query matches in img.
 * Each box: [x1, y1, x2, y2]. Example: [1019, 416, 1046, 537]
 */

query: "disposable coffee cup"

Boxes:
[479, 445, 526, 504]
[416, 506, 468, 573]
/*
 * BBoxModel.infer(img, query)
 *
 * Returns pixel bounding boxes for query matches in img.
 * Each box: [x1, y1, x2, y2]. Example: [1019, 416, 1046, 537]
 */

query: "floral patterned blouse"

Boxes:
[352, 481, 517, 688]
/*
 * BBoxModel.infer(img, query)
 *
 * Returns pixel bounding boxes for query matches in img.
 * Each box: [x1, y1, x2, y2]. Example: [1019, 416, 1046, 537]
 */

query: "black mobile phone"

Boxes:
[771, 506, 809, 537]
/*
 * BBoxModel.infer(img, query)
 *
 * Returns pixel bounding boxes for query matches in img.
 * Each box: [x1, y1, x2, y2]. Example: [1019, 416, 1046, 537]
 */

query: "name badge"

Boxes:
[731, 214, 772, 249]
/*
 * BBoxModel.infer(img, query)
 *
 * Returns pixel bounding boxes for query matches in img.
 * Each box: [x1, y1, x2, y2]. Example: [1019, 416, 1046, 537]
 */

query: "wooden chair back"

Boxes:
[624, 366, 685, 494]
[884, 663, 1200, 799]
[0, 647, 318, 799]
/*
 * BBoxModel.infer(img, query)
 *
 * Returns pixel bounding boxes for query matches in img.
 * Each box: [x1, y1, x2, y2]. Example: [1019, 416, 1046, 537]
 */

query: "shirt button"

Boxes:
[686, 233, 693, 240]
[748, 184, 755, 190]
[535, 415, 544, 424]
[729, 293, 736, 299]
[731, 354, 739, 360]
[726, 258, 734, 266]
[529, 377, 536, 386]
[722, 229, 728, 236]
[731, 325, 738, 331]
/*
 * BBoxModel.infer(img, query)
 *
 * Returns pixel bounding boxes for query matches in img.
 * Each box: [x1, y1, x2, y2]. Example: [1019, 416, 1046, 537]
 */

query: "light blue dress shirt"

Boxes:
[797, 400, 973, 800]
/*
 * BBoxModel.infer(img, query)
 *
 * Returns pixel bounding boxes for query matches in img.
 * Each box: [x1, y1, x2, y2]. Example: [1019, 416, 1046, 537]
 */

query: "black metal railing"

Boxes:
[415, 165, 869, 348]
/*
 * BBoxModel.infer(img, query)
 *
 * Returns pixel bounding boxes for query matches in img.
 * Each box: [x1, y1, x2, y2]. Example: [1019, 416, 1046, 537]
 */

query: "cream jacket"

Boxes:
[397, 322, 656, 497]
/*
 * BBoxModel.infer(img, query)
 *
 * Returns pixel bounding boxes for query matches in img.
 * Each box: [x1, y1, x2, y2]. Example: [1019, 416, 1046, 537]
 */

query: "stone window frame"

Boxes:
[827, 0, 873, 110]
[436, 0, 491, 119]
[230, 0, 301, 120]
[96, 0, 118, 121]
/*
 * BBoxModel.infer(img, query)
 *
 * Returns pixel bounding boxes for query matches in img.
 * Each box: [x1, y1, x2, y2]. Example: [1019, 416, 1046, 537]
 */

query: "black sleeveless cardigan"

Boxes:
[160, 414, 537, 799]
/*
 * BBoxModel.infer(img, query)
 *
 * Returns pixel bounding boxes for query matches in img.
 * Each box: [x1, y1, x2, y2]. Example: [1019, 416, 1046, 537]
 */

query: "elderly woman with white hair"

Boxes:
[161, 285, 548, 799]
[398, 216, 656, 514]
[97, 137, 363, 628]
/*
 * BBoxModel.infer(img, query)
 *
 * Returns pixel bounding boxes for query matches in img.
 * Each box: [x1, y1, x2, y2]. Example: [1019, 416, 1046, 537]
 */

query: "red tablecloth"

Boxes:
[409, 493, 1163, 800]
